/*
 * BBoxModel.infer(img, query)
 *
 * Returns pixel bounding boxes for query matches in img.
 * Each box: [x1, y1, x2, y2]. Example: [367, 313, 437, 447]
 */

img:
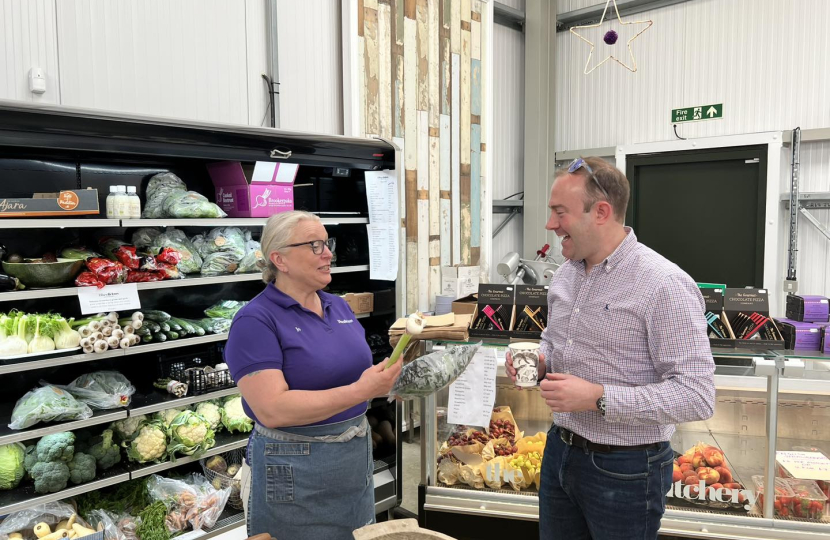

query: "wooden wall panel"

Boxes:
[364, 4, 379, 137]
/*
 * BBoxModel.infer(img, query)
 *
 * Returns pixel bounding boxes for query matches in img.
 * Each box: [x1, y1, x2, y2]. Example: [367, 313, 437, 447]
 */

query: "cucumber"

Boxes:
[144, 320, 161, 333]
[142, 334, 153, 343]
[182, 319, 205, 336]
[153, 332, 167, 342]
[143, 310, 172, 322]
[165, 331, 179, 340]
[136, 326, 151, 337]
[173, 317, 197, 335]
[167, 318, 183, 332]
[159, 322, 170, 333]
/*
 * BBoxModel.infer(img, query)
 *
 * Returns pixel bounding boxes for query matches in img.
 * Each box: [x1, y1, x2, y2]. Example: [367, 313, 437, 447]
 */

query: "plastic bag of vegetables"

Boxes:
[162, 191, 227, 219]
[200, 227, 246, 258]
[235, 233, 264, 274]
[49, 371, 136, 410]
[131, 228, 162, 249]
[0, 501, 82, 540]
[195, 318, 232, 334]
[204, 300, 248, 320]
[200, 251, 243, 276]
[387, 342, 481, 400]
[85, 509, 126, 540]
[166, 410, 216, 458]
[9, 386, 93, 430]
[152, 228, 202, 274]
[143, 172, 187, 219]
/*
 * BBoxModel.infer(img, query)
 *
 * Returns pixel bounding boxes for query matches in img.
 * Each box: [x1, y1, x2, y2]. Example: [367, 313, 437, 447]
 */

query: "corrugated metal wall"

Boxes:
[490, 16, 525, 282]
[277, 0, 344, 134]
[554, 0, 830, 152]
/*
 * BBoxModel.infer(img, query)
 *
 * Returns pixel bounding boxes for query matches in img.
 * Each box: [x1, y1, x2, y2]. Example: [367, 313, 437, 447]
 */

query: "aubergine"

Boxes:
[0, 273, 16, 291]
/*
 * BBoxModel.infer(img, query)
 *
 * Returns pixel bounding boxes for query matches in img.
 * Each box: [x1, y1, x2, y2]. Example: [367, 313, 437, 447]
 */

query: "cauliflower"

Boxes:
[36, 432, 75, 463]
[0, 442, 25, 490]
[88, 429, 121, 470]
[167, 411, 215, 458]
[221, 396, 253, 433]
[112, 415, 145, 441]
[155, 408, 184, 428]
[68, 452, 97, 485]
[195, 402, 222, 431]
[126, 421, 167, 463]
[30, 461, 70, 493]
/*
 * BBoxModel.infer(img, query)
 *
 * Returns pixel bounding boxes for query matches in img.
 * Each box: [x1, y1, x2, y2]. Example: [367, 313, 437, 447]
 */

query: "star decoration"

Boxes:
[569, 0, 653, 74]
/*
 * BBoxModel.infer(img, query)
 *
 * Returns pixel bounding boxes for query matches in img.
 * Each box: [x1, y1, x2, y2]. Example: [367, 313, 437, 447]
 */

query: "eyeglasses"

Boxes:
[568, 157, 610, 201]
[280, 238, 336, 255]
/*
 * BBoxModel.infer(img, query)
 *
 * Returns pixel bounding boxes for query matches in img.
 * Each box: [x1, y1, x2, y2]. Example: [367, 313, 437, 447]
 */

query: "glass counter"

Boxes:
[418, 342, 830, 540]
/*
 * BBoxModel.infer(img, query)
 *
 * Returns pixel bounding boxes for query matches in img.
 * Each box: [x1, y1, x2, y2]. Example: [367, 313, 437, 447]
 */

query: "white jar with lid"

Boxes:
[105, 185, 118, 219]
[114, 185, 130, 218]
[127, 186, 142, 219]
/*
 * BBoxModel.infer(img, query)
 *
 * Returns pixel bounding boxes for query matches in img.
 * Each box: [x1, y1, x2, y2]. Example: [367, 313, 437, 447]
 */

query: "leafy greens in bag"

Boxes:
[152, 228, 202, 274]
[162, 191, 227, 219]
[143, 173, 187, 219]
[388, 342, 481, 400]
[9, 386, 93, 430]
[50, 371, 136, 410]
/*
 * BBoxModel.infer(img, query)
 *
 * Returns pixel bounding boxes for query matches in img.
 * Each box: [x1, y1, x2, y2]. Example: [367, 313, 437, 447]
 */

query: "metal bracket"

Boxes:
[270, 147, 292, 159]
[798, 206, 830, 243]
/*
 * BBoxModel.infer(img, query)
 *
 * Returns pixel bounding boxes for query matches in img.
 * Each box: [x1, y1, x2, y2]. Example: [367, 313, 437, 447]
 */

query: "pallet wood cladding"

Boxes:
[356, 0, 487, 313]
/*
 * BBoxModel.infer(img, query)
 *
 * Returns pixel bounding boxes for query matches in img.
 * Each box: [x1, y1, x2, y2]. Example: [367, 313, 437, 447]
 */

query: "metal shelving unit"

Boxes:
[0, 101, 401, 523]
[0, 219, 122, 229]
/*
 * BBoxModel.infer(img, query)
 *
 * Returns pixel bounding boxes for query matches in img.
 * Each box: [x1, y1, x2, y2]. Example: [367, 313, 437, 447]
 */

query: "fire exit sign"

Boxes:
[672, 104, 723, 123]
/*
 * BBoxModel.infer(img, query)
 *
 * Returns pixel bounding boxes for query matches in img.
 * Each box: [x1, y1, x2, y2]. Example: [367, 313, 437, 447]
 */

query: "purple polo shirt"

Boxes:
[224, 283, 372, 427]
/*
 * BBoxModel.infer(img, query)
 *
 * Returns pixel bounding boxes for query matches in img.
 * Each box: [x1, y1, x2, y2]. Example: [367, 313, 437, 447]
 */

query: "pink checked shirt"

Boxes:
[540, 228, 715, 446]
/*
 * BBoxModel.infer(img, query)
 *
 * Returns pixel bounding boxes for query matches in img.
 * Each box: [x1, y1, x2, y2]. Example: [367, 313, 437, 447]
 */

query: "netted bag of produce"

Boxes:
[143, 173, 187, 218]
[152, 228, 202, 274]
[9, 386, 92, 430]
[49, 371, 136, 410]
[162, 191, 227, 219]
[388, 342, 481, 400]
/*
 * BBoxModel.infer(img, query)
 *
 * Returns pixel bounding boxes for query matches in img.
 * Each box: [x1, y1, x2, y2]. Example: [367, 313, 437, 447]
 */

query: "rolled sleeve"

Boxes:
[603, 274, 716, 426]
[225, 315, 284, 381]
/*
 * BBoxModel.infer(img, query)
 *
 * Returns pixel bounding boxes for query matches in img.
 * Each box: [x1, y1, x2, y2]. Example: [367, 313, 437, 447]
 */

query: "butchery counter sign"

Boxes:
[666, 481, 758, 510]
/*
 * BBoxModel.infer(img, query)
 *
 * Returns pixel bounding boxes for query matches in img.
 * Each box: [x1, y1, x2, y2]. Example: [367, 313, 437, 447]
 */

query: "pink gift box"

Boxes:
[207, 161, 299, 218]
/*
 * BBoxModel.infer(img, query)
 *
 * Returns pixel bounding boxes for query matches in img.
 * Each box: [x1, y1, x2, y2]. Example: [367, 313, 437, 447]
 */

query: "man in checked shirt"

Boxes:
[506, 157, 715, 540]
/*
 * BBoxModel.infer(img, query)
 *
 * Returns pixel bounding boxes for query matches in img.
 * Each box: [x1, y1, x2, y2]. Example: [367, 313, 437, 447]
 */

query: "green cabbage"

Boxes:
[0, 443, 26, 490]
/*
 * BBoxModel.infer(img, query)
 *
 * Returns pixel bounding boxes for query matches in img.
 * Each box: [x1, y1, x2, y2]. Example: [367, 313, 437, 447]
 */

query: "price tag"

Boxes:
[77, 284, 141, 315]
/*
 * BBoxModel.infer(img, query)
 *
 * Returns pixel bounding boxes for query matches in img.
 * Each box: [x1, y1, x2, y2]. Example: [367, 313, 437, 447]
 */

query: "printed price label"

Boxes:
[77, 283, 141, 315]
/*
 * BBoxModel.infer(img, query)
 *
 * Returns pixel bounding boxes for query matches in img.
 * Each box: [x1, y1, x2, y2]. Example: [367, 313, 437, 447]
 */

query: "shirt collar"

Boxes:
[602, 227, 637, 272]
[265, 282, 332, 310]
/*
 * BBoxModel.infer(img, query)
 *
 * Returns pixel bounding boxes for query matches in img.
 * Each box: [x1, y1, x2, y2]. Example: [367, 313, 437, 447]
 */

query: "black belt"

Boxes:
[558, 427, 661, 453]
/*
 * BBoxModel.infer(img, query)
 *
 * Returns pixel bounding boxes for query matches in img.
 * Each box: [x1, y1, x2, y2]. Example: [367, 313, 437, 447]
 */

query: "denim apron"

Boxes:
[245, 414, 375, 540]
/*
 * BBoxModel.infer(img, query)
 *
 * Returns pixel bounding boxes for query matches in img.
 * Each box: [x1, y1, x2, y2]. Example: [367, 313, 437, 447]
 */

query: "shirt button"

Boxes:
[574, 308, 580, 313]
[567, 339, 573, 345]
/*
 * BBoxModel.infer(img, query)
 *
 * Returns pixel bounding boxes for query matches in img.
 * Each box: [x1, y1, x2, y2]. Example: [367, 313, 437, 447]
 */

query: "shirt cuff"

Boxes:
[602, 384, 637, 424]
[233, 363, 282, 382]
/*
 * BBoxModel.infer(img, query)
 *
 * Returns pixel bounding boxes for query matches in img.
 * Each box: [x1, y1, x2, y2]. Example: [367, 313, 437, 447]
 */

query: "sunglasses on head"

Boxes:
[568, 157, 610, 201]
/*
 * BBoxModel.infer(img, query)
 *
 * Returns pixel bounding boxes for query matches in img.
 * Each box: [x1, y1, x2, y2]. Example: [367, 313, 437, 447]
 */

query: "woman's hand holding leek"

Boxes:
[354, 356, 403, 399]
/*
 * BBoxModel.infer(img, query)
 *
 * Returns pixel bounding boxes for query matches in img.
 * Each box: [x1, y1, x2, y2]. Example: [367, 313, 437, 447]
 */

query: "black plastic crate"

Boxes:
[157, 347, 234, 395]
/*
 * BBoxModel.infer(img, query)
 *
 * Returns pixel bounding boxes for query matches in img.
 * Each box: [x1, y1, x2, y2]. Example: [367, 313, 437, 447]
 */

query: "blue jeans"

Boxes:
[246, 414, 375, 540]
[539, 426, 674, 540]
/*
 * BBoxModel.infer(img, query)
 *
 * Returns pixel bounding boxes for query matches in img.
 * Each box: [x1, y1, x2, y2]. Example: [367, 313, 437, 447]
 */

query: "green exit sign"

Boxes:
[672, 104, 723, 123]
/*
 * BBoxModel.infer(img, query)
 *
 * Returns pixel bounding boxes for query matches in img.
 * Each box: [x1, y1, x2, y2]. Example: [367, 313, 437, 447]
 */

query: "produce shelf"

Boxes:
[0, 268, 371, 302]
[178, 509, 244, 540]
[0, 219, 122, 229]
[127, 432, 248, 479]
[0, 409, 128, 446]
[0, 465, 130, 515]
[120, 217, 369, 227]
[0, 334, 229, 375]
[128, 386, 239, 417]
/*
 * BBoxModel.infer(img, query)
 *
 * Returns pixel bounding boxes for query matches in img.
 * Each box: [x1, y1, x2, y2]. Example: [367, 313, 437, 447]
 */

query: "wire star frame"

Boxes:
[569, 0, 653, 74]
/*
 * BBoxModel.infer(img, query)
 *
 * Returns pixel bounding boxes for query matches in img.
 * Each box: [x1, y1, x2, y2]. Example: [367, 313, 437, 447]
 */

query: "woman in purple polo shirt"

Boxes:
[225, 210, 402, 540]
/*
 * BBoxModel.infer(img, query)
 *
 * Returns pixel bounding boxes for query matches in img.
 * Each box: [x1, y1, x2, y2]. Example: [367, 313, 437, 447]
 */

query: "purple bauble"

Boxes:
[604, 30, 618, 45]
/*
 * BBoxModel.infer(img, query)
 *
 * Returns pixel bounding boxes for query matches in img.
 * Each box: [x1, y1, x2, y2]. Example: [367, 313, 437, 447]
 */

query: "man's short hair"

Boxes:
[555, 157, 630, 223]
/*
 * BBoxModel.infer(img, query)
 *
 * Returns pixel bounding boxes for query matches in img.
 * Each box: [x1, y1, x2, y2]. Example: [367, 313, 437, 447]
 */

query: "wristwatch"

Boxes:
[596, 394, 606, 417]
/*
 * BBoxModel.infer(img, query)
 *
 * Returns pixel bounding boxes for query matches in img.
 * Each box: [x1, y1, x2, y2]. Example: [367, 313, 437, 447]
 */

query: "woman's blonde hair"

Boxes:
[260, 210, 321, 283]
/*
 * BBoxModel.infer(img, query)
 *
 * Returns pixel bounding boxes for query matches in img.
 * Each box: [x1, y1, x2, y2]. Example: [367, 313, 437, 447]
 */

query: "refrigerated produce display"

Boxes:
[418, 341, 830, 540]
[0, 101, 403, 540]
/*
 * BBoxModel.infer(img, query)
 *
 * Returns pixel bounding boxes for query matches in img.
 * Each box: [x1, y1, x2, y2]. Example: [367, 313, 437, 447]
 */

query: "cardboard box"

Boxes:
[207, 161, 299, 217]
[776, 318, 823, 351]
[709, 288, 784, 349]
[0, 188, 99, 217]
[451, 294, 478, 316]
[786, 294, 830, 323]
[341, 292, 374, 314]
[441, 265, 480, 299]
[512, 285, 548, 339]
[469, 284, 515, 340]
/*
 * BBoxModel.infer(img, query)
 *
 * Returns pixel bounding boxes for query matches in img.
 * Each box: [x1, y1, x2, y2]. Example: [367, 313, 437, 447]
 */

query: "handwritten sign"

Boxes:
[776, 451, 830, 481]
[77, 284, 141, 315]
